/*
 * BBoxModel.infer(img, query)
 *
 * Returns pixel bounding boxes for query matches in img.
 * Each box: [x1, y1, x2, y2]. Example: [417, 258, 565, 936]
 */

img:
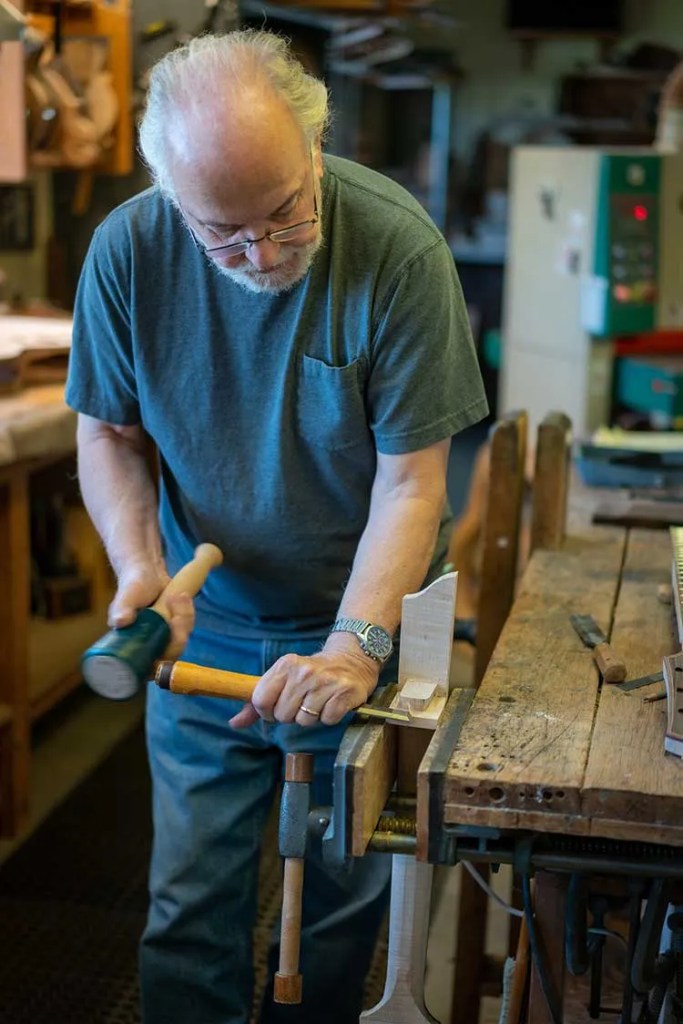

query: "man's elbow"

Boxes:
[76, 414, 146, 453]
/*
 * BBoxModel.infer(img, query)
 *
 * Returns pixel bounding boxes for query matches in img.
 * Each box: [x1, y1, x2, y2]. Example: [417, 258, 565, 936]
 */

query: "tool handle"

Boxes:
[593, 642, 627, 684]
[150, 544, 223, 621]
[274, 753, 313, 1005]
[155, 660, 259, 701]
[274, 858, 305, 1004]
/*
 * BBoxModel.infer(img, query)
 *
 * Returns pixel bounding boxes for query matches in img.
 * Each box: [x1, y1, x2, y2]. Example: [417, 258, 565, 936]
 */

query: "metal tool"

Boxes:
[642, 689, 667, 704]
[616, 670, 665, 692]
[569, 614, 627, 683]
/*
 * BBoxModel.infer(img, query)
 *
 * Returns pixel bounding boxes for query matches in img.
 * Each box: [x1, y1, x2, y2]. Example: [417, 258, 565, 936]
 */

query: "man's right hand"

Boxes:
[108, 564, 195, 661]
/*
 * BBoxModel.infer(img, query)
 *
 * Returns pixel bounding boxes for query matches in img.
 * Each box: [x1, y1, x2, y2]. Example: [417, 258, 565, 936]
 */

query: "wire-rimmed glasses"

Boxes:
[199, 156, 319, 259]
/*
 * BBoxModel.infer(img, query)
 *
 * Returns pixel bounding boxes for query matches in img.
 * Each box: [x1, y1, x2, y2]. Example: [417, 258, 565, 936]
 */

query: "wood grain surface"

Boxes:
[441, 523, 683, 843]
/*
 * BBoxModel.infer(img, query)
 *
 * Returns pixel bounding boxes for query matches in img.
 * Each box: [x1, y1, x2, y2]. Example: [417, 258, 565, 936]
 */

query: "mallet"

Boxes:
[82, 543, 223, 700]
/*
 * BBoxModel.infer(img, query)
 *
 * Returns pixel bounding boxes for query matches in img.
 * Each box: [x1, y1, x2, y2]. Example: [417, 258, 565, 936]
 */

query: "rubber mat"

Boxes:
[0, 725, 387, 1023]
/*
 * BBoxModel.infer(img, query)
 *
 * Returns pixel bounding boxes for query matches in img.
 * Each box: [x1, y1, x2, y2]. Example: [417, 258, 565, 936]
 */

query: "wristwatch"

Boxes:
[329, 617, 394, 664]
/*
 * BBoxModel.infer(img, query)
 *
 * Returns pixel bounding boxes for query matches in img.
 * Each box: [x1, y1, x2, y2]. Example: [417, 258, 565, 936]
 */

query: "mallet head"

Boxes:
[82, 608, 171, 700]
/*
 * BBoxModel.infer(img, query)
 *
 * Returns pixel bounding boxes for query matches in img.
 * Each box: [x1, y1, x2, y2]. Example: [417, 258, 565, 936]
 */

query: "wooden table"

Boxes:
[441, 512, 683, 1021]
[0, 386, 110, 835]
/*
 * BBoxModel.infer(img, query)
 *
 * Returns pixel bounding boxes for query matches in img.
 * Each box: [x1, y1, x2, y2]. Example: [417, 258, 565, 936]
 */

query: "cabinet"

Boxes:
[0, 0, 133, 183]
[0, 386, 112, 835]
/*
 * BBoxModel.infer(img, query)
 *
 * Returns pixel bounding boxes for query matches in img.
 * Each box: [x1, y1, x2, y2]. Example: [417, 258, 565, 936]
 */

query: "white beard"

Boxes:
[211, 233, 323, 295]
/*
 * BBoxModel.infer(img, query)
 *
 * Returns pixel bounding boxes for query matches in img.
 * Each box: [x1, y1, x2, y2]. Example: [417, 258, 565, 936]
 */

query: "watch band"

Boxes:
[331, 617, 370, 633]
[329, 617, 394, 664]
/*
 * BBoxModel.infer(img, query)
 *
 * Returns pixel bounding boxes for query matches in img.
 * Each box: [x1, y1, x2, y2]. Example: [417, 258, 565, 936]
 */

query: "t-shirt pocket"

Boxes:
[297, 353, 370, 451]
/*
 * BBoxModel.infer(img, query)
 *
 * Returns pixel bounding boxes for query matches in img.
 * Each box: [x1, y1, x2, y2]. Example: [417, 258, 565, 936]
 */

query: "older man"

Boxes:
[66, 29, 487, 1024]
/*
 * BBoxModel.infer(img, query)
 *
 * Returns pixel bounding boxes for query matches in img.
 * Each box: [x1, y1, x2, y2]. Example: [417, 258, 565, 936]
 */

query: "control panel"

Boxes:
[591, 153, 660, 337]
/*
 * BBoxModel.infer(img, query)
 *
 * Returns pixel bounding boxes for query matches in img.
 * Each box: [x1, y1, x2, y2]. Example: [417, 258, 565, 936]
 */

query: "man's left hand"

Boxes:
[228, 643, 381, 729]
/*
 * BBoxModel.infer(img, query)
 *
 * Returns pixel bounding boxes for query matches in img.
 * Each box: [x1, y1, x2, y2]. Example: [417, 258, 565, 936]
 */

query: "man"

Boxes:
[66, 29, 488, 1024]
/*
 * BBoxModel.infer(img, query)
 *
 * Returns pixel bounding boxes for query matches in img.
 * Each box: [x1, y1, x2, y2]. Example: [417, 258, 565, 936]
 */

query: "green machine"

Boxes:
[501, 146, 683, 435]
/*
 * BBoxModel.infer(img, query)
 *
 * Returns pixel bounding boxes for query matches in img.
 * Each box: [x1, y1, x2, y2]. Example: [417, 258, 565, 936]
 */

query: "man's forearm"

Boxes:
[333, 490, 444, 637]
[77, 421, 163, 578]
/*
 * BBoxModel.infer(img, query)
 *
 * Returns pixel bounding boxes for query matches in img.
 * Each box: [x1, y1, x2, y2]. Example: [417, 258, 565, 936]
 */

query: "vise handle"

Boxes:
[274, 752, 313, 1004]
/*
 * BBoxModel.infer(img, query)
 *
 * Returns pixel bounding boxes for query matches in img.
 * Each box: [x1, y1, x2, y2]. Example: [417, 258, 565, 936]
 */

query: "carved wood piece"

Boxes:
[398, 571, 457, 694]
[360, 855, 439, 1024]
[390, 571, 457, 729]
[662, 652, 683, 758]
[396, 680, 439, 712]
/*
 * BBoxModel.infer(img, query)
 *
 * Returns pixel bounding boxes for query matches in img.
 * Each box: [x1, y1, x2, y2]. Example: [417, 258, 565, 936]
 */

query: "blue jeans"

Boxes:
[140, 628, 392, 1024]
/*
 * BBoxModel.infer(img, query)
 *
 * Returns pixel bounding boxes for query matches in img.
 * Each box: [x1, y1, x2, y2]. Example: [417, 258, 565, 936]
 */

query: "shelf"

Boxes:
[28, 604, 110, 720]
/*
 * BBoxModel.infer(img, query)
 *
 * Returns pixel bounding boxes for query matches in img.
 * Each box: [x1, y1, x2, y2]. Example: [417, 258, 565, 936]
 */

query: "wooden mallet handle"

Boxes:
[151, 543, 223, 621]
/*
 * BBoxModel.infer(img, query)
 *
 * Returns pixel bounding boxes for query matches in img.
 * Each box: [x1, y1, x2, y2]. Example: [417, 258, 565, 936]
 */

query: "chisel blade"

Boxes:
[354, 705, 411, 724]
[570, 614, 607, 648]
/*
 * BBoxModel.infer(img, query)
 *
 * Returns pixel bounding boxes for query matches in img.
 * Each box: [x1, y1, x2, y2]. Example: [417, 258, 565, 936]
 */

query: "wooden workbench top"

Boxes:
[0, 386, 75, 468]
[443, 522, 683, 846]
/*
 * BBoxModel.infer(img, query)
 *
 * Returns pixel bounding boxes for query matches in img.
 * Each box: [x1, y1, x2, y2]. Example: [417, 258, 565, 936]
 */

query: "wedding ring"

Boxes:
[299, 704, 320, 718]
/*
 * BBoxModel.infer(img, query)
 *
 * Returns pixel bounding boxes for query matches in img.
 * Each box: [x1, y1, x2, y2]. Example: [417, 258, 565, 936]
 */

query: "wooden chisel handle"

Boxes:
[592, 642, 627, 684]
[155, 660, 259, 700]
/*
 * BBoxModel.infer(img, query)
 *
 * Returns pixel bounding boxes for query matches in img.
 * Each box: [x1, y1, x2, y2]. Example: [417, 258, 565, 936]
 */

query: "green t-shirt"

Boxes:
[66, 155, 488, 637]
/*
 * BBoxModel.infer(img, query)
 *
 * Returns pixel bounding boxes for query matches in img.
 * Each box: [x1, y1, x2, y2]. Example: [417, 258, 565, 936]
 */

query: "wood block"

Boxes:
[395, 679, 438, 712]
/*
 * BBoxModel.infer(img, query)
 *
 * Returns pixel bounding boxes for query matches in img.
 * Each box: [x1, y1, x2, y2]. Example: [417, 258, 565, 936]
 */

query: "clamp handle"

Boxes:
[274, 752, 313, 1004]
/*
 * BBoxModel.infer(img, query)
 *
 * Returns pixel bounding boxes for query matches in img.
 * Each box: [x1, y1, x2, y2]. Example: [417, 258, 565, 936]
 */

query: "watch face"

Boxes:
[365, 625, 393, 661]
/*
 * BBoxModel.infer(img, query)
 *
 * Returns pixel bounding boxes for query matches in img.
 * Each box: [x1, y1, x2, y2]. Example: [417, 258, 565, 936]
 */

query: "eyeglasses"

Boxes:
[198, 155, 319, 259]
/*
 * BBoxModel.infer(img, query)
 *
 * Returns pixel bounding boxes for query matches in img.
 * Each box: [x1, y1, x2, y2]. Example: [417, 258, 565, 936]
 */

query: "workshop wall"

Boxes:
[451, 0, 683, 162]
[2, 0, 682, 308]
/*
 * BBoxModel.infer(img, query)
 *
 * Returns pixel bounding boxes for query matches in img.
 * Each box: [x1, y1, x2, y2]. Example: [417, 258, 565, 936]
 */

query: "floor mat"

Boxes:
[0, 725, 387, 1023]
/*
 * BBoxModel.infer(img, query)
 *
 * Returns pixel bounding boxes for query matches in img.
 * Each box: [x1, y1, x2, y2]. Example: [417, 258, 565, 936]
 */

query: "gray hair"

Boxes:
[138, 30, 330, 198]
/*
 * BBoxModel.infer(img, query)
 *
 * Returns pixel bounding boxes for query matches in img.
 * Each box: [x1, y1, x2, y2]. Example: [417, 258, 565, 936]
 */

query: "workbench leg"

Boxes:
[0, 471, 30, 835]
[528, 872, 567, 1024]
[450, 866, 489, 1022]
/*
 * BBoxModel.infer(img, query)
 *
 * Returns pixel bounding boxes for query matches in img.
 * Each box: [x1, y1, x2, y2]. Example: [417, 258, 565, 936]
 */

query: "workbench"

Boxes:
[436, 505, 683, 1022]
[0, 385, 111, 835]
[443, 521, 681, 847]
[331, 479, 683, 1023]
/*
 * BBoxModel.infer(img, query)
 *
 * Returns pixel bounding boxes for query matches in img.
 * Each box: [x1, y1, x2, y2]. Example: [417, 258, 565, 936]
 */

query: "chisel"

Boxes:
[569, 614, 627, 683]
[154, 660, 411, 723]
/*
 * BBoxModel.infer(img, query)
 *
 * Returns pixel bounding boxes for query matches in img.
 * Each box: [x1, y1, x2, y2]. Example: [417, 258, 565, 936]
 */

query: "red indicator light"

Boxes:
[633, 205, 648, 221]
